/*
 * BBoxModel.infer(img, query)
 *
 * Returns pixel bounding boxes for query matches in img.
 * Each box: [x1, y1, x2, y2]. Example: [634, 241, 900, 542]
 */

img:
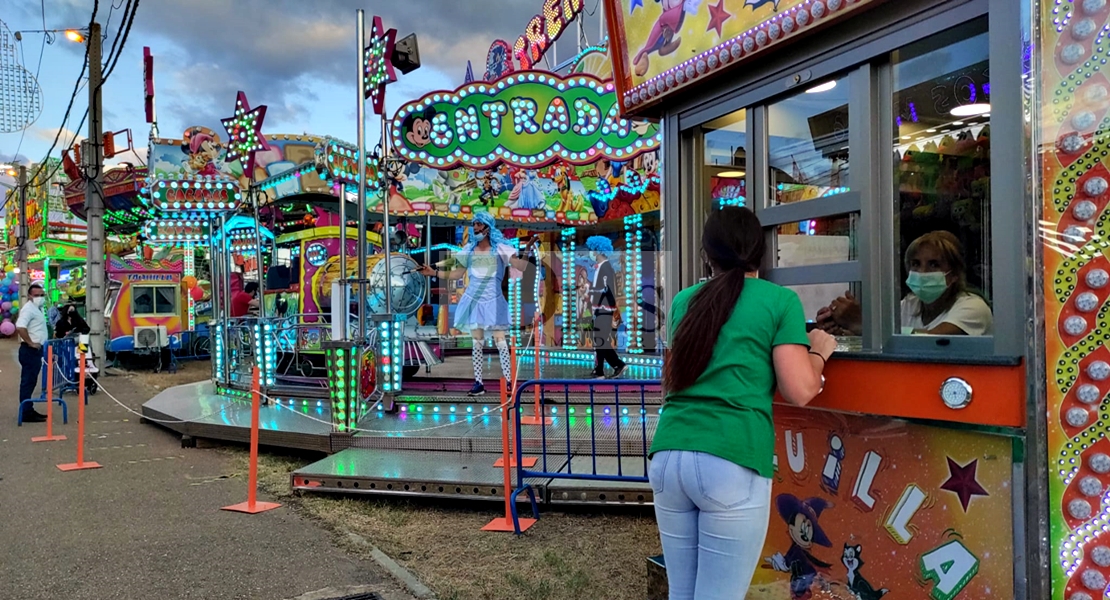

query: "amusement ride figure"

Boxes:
[585, 236, 627, 379]
[418, 212, 538, 396]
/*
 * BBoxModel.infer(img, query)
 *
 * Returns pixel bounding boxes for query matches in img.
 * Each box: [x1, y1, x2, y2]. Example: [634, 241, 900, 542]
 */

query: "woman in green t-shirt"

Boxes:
[649, 206, 836, 600]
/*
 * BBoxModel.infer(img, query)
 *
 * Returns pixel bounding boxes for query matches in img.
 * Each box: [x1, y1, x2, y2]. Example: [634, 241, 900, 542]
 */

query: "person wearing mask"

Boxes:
[231, 282, 259, 318]
[54, 303, 91, 338]
[16, 284, 49, 422]
[816, 230, 992, 336]
[585, 236, 627, 379]
[649, 207, 835, 599]
[418, 212, 536, 396]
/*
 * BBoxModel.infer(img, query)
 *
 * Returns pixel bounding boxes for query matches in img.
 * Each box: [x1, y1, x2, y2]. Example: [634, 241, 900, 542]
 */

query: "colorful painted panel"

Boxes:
[252, 134, 332, 202]
[1040, 3, 1110, 599]
[299, 236, 361, 321]
[389, 72, 661, 170]
[750, 405, 1014, 600]
[5, 159, 57, 247]
[604, 0, 882, 115]
[368, 151, 660, 224]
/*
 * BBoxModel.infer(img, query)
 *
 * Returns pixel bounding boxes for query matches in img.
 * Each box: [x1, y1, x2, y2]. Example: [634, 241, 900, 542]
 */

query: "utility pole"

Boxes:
[16, 164, 29, 300]
[85, 21, 106, 365]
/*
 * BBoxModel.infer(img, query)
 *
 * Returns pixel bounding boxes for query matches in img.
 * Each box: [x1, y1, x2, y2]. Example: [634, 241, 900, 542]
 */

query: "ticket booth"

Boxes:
[605, 0, 1072, 597]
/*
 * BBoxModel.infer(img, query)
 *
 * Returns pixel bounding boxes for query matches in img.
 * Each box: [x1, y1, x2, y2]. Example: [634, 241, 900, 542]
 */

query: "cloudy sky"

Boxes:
[1, 0, 608, 177]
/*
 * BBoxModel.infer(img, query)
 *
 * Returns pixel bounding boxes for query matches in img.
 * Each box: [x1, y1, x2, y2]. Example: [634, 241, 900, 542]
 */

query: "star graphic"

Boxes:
[940, 457, 989, 512]
[364, 15, 398, 115]
[220, 91, 269, 177]
[630, 0, 644, 12]
[707, 0, 732, 37]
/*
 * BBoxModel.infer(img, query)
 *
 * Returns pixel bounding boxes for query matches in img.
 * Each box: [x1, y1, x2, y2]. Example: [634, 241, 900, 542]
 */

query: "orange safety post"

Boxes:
[57, 348, 100, 470]
[494, 341, 537, 468]
[520, 312, 551, 426]
[482, 377, 536, 533]
[33, 345, 66, 443]
[223, 366, 281, 514]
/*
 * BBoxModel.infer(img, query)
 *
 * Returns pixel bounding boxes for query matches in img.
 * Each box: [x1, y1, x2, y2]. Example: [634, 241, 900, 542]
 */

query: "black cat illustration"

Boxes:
[842, 544, 888, 600]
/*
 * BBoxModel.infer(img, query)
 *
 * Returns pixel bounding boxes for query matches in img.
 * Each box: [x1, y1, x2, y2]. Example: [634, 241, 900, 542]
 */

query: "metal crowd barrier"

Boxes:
[509, 378, 659, 531]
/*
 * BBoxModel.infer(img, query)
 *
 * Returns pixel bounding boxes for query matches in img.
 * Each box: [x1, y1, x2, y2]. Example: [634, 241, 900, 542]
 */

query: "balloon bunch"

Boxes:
[0, 266, 20, 337]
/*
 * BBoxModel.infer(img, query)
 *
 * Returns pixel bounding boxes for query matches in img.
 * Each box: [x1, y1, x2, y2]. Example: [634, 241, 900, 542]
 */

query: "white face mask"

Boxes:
[32, 296, 45, 308]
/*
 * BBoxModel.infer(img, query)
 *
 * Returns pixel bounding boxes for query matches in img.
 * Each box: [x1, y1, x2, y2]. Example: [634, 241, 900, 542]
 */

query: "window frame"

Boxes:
[131, 284, 179, 317]
[665, 0, 1025, 361]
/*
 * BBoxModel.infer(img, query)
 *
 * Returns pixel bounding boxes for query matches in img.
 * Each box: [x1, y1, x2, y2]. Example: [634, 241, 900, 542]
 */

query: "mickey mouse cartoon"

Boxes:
[402, 107, 438, 148]
[766, 494, 834, 600]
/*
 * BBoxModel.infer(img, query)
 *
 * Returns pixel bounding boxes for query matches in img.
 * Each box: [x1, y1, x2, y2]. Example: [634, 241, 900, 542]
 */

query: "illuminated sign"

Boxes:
[514, 0, 585, 70]
[129, 273, 176, 282]
[143, 219, 211, 243]
[151, 180, 242, 211]
[485, 39, 515, 81]
[390, 72, 661, 169]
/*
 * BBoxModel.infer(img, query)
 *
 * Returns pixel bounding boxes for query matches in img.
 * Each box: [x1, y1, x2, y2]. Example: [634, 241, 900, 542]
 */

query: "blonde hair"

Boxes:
[905, 231, 967, 312]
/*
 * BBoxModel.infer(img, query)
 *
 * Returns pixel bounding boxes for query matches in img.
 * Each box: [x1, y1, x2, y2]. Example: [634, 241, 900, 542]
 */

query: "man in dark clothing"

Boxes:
[16, 284, 48, 421]
[586, 236, 627, 379]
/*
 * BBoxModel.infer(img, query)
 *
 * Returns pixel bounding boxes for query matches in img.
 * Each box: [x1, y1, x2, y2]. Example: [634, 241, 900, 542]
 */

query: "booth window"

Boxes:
[703, 109, 748, 210]
[133, 285, 178, 316]
[758, 74, 862, 343]
[890, 22, 992, 339]
[768, 76, 850, 205]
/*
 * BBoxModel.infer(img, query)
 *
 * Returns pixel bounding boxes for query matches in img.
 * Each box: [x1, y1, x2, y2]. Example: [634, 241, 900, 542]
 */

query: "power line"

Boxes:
[100, 0, 131, 79]
[101, 0, 138, 84]
[20, 0, 97, 192]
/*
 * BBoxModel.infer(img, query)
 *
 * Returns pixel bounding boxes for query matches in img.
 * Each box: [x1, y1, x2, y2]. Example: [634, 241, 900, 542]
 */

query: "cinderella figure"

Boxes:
[419, 212, 538, 396]
[507, 170, 546, 210]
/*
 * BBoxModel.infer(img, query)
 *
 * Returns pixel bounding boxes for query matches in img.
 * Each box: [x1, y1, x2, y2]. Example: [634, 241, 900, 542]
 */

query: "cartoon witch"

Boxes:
[766, 494, 834, 600]
[632, 0, 703, 77]
[181, 127, 224, 177]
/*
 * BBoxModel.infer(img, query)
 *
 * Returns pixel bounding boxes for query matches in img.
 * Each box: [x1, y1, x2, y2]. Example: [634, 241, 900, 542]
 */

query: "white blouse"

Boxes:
[900, 292, 993, 336]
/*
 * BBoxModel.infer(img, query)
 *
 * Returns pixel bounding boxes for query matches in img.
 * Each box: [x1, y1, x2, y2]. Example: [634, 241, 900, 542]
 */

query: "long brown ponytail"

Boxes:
[663, 207, 765, 393]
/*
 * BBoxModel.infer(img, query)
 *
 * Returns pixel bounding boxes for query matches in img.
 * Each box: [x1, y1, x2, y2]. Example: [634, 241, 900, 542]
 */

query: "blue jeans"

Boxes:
[19, 344, 43, 406]
[649, 450, 773, 600]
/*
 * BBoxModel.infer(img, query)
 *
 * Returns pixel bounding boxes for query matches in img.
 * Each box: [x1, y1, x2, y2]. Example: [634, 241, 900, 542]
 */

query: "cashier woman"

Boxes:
[816, 231, 993, 336]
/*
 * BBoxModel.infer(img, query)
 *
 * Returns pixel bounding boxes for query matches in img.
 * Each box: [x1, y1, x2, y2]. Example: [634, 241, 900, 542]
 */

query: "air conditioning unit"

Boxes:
[134, 325, 169, 350]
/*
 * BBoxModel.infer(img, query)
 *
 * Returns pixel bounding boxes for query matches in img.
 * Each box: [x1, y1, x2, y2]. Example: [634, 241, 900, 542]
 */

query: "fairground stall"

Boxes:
[601, 0, 1075, 596]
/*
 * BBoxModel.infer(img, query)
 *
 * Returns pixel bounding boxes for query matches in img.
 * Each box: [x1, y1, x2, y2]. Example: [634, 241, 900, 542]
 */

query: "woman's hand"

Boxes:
[417, 264, 436, 277]
[807, 328, 837, 360]
[817, 290, 862, 335]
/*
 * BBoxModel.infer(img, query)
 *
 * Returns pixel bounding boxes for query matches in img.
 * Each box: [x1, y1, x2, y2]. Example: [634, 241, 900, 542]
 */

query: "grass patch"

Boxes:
[135, 362, 662, 599]
[230, 450, 661, 600]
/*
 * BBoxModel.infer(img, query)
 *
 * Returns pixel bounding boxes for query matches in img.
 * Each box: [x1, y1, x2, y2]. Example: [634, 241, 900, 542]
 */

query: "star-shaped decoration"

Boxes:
[707, 0, 732, 37]
[630, 0, 644, 12]
[220, 91, 269, 176]
[940, 457, 989, 512]
[364, 15, 398, 115]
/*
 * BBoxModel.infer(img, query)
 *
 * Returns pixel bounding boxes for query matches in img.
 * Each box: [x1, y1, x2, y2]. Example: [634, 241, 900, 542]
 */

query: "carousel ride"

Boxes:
[142, 24, 665, 506]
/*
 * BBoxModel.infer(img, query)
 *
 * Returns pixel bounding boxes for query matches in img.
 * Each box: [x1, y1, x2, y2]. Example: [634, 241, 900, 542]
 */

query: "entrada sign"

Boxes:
[390, 72, 661, 170]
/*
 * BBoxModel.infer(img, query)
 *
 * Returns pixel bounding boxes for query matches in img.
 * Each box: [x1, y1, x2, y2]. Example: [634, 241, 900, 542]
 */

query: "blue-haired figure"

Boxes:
[419, 212, 538, 396]
[586, 236, 627, 379]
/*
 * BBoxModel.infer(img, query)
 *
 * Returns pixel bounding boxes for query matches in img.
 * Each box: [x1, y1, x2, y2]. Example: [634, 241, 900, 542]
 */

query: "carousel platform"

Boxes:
[142, 378, 658, 506]
[256, 352, 662, 401]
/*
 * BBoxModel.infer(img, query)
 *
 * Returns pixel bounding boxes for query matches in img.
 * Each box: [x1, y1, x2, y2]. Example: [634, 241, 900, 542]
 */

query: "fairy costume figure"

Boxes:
[419, 212, 537, 396]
